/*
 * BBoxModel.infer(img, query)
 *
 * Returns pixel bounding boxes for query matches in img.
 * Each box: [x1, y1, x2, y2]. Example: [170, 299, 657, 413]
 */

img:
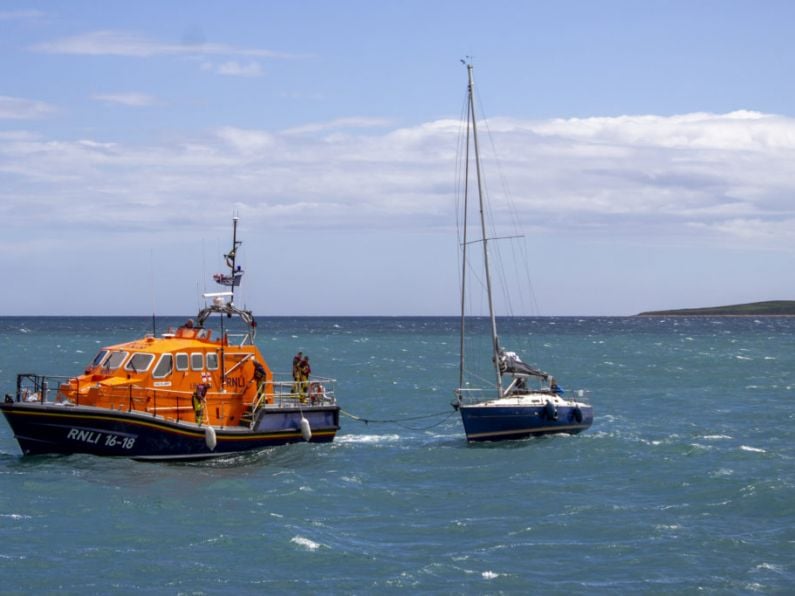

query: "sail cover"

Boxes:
[499, 350, 547, 379]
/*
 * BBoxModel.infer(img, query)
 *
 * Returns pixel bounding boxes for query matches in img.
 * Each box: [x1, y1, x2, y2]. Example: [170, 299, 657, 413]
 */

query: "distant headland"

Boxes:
[637, 300, 795, 316]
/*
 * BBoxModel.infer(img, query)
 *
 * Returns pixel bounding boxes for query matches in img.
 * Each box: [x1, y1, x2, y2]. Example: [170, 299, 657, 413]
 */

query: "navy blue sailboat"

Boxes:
[452, 62, 593, 441]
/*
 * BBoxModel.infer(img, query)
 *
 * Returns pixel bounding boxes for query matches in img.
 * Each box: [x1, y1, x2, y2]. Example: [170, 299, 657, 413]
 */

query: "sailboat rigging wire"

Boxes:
[470, 72, 542, 320]
[461, 234, 523, 246]
[456, 61, 547, 394]
[455, 62, 548, 394]
[466, 78, 515, 318]
[461, 365, 497, 388]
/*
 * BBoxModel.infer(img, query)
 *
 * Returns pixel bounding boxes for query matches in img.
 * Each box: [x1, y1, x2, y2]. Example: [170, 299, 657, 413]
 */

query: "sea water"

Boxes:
[0, 316, 793, 593]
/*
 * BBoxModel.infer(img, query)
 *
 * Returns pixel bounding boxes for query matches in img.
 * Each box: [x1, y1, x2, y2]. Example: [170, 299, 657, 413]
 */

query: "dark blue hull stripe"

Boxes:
[459, 404, 593, 441]
[0, 403, 340, 460]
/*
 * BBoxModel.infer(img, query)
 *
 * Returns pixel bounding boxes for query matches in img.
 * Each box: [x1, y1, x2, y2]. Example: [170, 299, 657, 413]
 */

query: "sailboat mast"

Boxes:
[458, 86, 472, 391]
[466, 63, 503, 394]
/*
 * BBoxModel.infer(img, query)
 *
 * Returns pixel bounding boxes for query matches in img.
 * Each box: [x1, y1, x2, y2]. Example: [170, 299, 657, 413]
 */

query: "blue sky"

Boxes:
[2, 1, 794, 316]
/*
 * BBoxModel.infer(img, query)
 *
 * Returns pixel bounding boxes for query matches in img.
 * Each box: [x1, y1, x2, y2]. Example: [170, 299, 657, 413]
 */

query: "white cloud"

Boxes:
[283, 117, 393, 135]
[531, 111, 795, 150]
[0, 96, 57, 119]
[213, 60, 263, 77]
[215, 126, 275, 153]
[92, 93, 157, 107]
[0, 10, 47, 21]
[31, 30, 300, 59]
[688, 218, 795, 242]
[1, 111, 794, 251]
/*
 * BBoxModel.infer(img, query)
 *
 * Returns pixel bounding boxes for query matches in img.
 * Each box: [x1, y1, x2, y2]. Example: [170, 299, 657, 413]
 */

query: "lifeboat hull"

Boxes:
[0, 401, 340, 461]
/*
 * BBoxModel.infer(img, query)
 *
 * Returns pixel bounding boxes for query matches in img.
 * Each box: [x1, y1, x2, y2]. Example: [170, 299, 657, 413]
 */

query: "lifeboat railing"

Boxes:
[11, 372, 338, 428]
[248, 374, 337, 419]
[251, 375, 337, 407]
[12, 374, 72, 404]
[454, 384, 587, 405]
[225, 332, 254, 347]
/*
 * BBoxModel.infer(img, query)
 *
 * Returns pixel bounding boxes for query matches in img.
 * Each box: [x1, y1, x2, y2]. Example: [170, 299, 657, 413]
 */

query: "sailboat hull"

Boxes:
[458, 401, 593, 442]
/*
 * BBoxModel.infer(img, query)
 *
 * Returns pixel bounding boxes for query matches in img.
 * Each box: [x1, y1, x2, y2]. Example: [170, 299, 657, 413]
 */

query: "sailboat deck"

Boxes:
[456, 389, 580, 408]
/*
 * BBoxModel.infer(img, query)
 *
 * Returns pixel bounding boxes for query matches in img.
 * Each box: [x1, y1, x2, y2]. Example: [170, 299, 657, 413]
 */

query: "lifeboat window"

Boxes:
[104, 351, 128, 370]
[152, 354, 173, 378]
[175, 353, 189, 371]
[91, 350, 109, 367]
[191, 353, 204, 370]
[206, 352, 219, 370]
[125, 353, 155, 373]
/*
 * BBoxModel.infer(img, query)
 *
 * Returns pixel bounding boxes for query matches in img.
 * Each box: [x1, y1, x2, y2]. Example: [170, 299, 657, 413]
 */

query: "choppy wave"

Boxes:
[1, 315, 793, 593]
[336, 433, 402, 444]
[739, 445, 767, 453]
[291, 536, 322, 551]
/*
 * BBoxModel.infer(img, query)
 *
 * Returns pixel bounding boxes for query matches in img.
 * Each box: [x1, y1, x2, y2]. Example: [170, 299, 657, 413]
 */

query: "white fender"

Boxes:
[205, 425, 217, 450]
[300, 416, 312, 442]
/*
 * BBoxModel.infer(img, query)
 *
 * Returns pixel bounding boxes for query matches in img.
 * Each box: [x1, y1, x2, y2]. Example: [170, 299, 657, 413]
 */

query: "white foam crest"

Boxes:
[703, 434, 732, 440]
[482, 571, 503, 580]
[291, 536, 322, 551]
[709, 468, 734, 478]
[0, 513, 31, 520]
[655, 523, 682, 531]
[689, 442, 713, 451]
[754, 562, 783, 573]
[336, 433, 401, 444]
[740, 445, 766, 453]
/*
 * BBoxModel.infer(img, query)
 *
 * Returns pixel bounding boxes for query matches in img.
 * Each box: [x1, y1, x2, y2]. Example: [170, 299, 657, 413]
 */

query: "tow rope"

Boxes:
[340, 409, 457, 431]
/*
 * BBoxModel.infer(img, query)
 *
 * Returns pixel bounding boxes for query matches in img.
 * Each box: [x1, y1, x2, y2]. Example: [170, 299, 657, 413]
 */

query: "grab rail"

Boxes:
[11, 372, 338, 427]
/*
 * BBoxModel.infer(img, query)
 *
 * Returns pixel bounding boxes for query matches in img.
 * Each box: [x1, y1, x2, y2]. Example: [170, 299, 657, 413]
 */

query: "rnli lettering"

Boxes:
[226, 376, 244, 389]
[66, 428, 136, 450]
[67, 428, 101, 444]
